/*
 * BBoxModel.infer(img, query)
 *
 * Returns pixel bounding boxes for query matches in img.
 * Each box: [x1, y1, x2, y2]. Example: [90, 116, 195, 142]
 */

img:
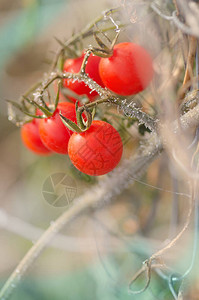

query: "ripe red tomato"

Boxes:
[99, 42, 154, 96]
[68, 120, 123, 176]
[21, 119, 51, 155]
[63, 53, 104, 101]
[39, 102, 76, 154]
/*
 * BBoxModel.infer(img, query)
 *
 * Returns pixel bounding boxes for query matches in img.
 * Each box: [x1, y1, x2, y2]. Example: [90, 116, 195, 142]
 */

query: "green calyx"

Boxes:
[90, 29, 120, 58]
[60, 101, 96, 133]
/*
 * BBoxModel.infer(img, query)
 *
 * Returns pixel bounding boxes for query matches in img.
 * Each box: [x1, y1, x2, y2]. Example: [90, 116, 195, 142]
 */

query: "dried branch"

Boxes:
[179, 36, 197, 102]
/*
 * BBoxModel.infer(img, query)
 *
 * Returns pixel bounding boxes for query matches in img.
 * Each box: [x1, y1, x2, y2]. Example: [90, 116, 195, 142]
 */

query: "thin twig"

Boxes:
[149, 190, 193, 263]
[172, 0, 180, 16]
[183, 36, 197, 86]
[178, 36, 197, 102]
[129, 262, 169, 294]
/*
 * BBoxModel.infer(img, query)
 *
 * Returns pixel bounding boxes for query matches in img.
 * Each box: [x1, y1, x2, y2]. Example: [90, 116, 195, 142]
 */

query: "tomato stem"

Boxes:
[54, 80, 61, 110]
[75, 101, 86, 131]
[79, 49, 92, 74]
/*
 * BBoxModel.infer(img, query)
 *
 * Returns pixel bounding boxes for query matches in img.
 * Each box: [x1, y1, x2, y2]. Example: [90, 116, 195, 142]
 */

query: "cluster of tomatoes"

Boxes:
[21, 42, 154, 176]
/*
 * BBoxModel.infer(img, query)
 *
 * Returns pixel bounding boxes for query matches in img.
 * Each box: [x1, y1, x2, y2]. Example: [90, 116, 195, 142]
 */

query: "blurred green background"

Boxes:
[0, 1, 198, 299]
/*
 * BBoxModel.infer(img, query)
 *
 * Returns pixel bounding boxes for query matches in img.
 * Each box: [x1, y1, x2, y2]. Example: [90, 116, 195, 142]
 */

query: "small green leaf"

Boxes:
[93, 31, 110, 52]
[6, 99, 44, 119]
[6, 99, 22, 111]
[21, 98, 29, 111]
[54, 37, 78, 58]
[23, 96, 52, 117]
[58, 49, 65, 72]
[54, 36, 65, 47]
[90, 105, 96, 120]
[91, 47, 112, 58]
[60, 113, 82, 133]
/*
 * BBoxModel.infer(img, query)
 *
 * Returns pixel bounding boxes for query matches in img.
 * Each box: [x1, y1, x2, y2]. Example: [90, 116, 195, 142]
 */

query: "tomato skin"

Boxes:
[68, 120, 123, 176]
[63, 53, 104, 101]
[99, 42, 154, 96]
[39, 102, 76, 154]
[21, 119, 51, 155]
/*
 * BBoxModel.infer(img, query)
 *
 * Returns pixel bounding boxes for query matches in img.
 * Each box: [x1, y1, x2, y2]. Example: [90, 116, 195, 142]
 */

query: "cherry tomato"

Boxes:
[21, 119, 51, 155]
[68, 120, 123, 176]
[99, 42, 154, 96]
[39, 102, 76, 154]
[63, 53, 104, 101]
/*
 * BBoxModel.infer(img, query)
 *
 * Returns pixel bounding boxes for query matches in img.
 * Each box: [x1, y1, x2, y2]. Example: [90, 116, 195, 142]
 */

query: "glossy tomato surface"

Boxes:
[21, 119, 51, 155]
[39, 102, 76, 154]
[63, 53, 104, 100]
[99, 42, 154, 96]
[68, 120, 123, 176]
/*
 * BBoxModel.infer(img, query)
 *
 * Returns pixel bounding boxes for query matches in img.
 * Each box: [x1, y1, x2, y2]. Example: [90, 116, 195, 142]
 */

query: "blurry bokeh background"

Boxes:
[0, 1, 198, 299]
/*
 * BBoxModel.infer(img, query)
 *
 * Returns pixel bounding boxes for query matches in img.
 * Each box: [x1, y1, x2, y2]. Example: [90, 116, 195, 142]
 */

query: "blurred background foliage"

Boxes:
[0, 0, 198, 299]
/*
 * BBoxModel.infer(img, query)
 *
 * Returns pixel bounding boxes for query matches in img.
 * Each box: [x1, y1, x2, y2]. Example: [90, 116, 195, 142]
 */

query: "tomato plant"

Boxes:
[21, 119, 51, 155]
[39, 102, 76, 154]
[63, 52, 104, 101]
[68, 120, 123, 176]
[99, 42, 154, 96]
